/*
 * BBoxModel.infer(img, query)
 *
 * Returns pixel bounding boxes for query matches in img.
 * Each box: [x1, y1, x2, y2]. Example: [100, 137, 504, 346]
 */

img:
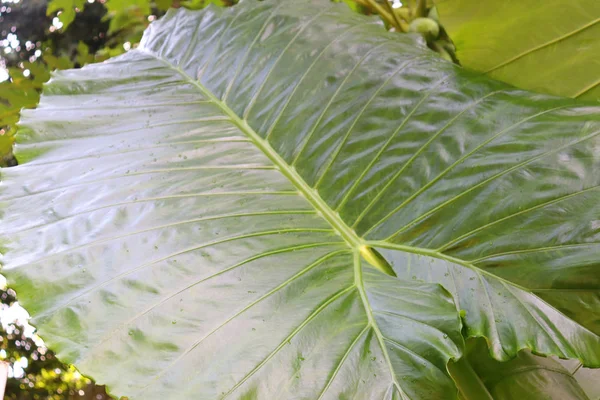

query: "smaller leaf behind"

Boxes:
[466, 338, 590, 400]
[437, 0, 600, 100]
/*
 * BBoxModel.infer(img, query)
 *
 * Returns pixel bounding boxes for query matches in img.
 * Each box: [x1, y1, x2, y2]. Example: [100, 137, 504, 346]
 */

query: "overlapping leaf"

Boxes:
[464, 339, 589, 400]
[0, 0, 599, 398]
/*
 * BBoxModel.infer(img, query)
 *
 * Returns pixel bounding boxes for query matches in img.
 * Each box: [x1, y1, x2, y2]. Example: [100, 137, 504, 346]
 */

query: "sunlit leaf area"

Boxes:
[0, 0, 599, 399]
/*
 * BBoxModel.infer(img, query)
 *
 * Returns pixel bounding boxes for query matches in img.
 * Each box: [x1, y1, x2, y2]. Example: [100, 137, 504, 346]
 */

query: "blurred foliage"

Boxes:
[0, 286, 111, 399]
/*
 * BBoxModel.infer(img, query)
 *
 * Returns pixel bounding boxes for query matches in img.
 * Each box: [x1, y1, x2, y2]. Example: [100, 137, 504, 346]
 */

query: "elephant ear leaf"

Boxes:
[0, 0, 599, 398]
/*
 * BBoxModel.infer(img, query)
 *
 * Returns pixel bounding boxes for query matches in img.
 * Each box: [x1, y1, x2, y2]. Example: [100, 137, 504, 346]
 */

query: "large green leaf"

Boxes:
[437, 0, 600, 100]
[1, 0, 599, 398]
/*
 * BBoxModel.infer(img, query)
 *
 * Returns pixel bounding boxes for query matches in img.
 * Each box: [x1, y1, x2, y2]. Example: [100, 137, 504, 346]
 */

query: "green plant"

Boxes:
[0, 0, 599, 398]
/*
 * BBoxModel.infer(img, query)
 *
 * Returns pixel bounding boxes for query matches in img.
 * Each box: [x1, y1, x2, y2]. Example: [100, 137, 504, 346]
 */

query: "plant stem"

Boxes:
[356, 0, 395, 26]
[415, 0, 428, 17]
[381, 0, 408, 32]
[447, 357, 494, 400]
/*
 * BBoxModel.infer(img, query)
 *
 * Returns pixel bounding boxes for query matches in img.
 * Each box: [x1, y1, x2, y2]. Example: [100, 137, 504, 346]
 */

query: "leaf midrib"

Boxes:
[139, 47, 488, 281]
[141, 50, 365, 250]
[141, 48, 408, 396]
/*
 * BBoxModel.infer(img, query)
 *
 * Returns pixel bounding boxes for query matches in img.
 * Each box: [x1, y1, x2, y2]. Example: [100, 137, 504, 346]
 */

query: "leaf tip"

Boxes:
[359, 245, 396, 277]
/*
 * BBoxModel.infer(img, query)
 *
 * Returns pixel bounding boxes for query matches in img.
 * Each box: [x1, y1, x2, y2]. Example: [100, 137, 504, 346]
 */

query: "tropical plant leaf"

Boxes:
[436, 0, 600, 100]
[1, 0, 599, 398]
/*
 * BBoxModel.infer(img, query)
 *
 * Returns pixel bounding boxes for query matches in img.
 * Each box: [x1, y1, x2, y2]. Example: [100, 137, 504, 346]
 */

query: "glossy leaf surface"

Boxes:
[1, 0, 599, 398]
[437, 0, 600, 100]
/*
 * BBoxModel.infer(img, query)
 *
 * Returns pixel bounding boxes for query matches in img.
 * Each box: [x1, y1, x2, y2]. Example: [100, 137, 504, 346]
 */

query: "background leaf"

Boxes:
[437, 0, 600, 100]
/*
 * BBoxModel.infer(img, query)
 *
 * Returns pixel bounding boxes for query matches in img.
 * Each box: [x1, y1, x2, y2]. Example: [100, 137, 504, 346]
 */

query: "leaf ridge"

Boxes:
[313, 56, 427, 190]
[385, 125, 600, 241]
[221, 2, 286, 103]
[39, 100, 213, 112]
[23, 229, 337, 319]
[209, 285, 357, 399]
[472, 242, 600, 263]
[353, 252, 405, 399]
[18, 116, 231, 144]
[335, 75, 450, 214]
[34, 240, 344, 340]
[13, 209, 317, 236]
[574, 76, 600, 98]
[20, 138, 251, 167]
[476, 271, 509, 357]
[500, 282, 576, 357]
[382, 337, 442, 372]
[437, 184, 600, 252]
[290, 39, 395, 167]
[194, 6, 245, 82]
[373, 310, 456, 337]
[242, 3, 336, 119]
[262, 21, 375, 140]
[23, 227, 333, 272]
[350, 90, 504, 229]
[363, 105, 570, 238]
[2, 189, 298, 204]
